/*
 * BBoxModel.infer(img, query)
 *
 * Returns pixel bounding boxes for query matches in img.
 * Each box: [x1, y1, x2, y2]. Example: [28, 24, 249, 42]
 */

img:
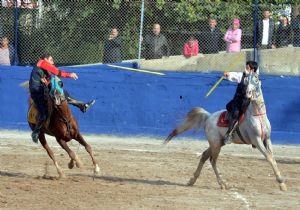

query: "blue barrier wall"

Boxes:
[0, 63, 299, 144]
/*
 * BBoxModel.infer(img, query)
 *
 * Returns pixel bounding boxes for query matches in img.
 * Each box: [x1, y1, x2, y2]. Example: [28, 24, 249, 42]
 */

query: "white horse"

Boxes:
[164, 72, 287, 191]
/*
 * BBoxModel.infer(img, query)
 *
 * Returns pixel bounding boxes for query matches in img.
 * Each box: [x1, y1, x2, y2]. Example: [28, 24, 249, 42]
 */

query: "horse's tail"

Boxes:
[164, 107, 211, 144]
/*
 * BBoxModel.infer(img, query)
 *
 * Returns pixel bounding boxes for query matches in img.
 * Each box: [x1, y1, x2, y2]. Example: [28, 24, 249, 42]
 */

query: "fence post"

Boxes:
[252, 0, 258, 62]
[137, 0, 145, 68]
[13, 0, 19, 65]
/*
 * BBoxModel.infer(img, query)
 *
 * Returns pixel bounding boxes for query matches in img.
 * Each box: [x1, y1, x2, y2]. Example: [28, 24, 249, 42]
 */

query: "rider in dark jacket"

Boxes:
[223, 61, 259, 144]
[29, 53, 95, 143]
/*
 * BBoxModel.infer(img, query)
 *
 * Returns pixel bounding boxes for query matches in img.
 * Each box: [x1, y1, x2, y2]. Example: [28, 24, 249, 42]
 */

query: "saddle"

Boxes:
[217, 111, 245, 128]
[27, 98, 52, 129]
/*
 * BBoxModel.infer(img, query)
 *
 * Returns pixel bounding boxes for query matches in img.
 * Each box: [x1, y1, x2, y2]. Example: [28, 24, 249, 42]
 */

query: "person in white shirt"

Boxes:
[223, 61, 259, 144]
[0, 37, 11, 66]
[257, 9, 276, 49]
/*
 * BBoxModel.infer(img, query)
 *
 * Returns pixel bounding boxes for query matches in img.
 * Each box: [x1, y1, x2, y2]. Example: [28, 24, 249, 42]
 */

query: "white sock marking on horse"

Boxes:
[229, 191, 250, 210]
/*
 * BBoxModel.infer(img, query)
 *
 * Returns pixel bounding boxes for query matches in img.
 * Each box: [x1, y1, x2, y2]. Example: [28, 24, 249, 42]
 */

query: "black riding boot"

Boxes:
[66, 96, 95, 113]
[224, 119, 238, 144]
[31, 120, 44, 143]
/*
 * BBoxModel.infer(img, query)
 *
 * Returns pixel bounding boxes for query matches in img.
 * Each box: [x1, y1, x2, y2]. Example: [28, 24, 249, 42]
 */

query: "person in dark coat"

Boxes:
[257, 8, 276, 49]
[201, 18, 223, 54]
[143, 23, 170, 60]
[291, 9, 300, 47]
[103, 28, 122, 64]
[276, 15, 291, 48]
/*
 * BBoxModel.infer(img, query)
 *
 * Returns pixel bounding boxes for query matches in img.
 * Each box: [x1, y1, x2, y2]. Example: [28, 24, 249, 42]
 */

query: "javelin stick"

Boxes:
[106, 64, 165, 76]
[205, 53, 244, 98]
[205, 76, 224, 98]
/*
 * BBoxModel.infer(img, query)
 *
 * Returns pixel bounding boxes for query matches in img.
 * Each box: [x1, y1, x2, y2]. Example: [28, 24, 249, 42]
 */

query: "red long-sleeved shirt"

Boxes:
[37, 59, 72, 78]
[183, 40, 199, 57]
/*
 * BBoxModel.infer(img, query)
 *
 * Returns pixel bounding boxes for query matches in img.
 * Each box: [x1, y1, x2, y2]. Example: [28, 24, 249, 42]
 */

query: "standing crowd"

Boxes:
[101, 8, 300, 63]
[1, 8, 300, 65]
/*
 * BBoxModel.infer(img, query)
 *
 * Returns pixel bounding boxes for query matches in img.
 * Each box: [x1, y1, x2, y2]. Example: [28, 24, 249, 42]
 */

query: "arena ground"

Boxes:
[0, 130, 299, 210]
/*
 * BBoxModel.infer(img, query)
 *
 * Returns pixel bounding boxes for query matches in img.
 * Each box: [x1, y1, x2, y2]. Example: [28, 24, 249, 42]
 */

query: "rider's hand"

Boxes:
[41, 78, 48, 84]
[70, 73, 78, 80]
[223, 72, 229, 78]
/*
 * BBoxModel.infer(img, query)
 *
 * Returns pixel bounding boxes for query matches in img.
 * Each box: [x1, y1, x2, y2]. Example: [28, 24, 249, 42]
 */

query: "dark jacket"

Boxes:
[29, 66, 50, 95]
[257, 18, 275, 48]
[226, 72, 250, 115]
[291, 15, 300, 47]
[201, 26, 223, 54]
[103, 36, 122, 64]
[276, 24, 291, 47]
[143, 33, 170, 59]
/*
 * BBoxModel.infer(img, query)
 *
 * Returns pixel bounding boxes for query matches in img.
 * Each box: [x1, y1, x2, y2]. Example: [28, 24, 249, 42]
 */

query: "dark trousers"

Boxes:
[226, 98, 250, 123]
[31, 93, 48, 123]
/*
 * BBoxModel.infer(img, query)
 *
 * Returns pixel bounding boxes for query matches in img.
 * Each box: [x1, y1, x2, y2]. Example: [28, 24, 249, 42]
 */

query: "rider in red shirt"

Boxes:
[29, 53, 95, 143]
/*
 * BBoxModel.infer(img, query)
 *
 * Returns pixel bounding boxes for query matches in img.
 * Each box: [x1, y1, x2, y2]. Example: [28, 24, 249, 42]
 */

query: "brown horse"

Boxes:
[27, 78, 100, 178]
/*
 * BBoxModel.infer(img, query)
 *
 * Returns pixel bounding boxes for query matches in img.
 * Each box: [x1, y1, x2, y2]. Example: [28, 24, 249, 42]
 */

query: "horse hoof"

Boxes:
[220, 184, 227, 190]
[94, 164, 100, 174]
[187, 178, 195, 186]
[75, 157, 83, 168]
[68, 160, 75, 169]
[279, 183, 287, 191]
[58, 172, 66, 179]
[75, 160, 83, 168]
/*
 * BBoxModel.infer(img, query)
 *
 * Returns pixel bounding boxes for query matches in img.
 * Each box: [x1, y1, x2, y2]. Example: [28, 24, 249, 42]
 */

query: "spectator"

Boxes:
[201, 18, 223, 54]
[257, 8, 276, 49]
[103, 27, 122, 64]
[224, 19, 242, 53]
[143, 23, 170, 60]
[291, 8, 300, 47]
[21, 0, 34, 9]
[0, 37, 11, 66]
[2, 0, 13, 7]
[183, 36, 199, 58]
[276, 15, 291, 48]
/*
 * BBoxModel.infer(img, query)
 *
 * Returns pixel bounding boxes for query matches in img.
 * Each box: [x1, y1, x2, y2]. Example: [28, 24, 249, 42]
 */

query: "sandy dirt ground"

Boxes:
[0, 130, 299, 210]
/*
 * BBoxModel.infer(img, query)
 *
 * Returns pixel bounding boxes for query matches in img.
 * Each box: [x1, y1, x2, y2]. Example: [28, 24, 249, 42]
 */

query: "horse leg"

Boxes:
[187, 147, 211, 186]
[74, 133, 100, 174]
[256, 138, 287, 191]
[264, 137, 274, 155]
[56, 138, 83, 168]
[39, 134, 65, 178]
[210, 145, 227, 190]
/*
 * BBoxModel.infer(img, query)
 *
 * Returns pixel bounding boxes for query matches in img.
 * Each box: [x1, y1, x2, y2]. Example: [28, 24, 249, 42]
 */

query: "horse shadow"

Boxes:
[276, 159, 300, 164]
[0, 170, 28, 178]
[71, 173, 187, 187]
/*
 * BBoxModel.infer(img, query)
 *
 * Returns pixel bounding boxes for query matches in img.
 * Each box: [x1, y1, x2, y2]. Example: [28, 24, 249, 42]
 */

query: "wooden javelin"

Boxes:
[106, 64, 165, 76]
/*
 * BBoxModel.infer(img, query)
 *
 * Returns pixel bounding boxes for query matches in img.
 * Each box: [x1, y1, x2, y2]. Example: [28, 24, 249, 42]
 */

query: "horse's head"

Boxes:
[50, 76, 65, 106]
[245, 72, 260, 100]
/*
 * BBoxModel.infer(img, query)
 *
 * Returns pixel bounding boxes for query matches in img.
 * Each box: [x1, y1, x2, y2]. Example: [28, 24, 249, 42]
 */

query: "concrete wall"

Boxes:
[140, 47, 300, 76]
[0, 64, 299, 144]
